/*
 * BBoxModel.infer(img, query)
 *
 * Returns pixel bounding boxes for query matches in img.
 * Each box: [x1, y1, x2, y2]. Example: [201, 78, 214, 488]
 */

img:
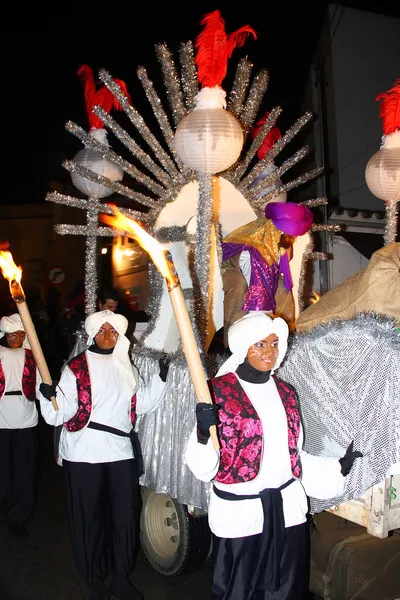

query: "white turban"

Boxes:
[217, 311, 289, 376]
[0, 313, 30, 349]
[85, 310, 138, 392]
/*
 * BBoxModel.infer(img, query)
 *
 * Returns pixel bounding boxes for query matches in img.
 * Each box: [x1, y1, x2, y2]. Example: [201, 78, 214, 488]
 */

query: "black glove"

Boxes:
[196, 403, 219, 445]
[339, 441, 363, 476]
[39, 382, 57, 401]
[158, 356, 170, 382]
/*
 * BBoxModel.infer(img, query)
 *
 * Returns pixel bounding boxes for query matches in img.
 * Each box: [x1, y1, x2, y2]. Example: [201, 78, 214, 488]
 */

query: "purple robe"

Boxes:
[222, 242, 293, 312]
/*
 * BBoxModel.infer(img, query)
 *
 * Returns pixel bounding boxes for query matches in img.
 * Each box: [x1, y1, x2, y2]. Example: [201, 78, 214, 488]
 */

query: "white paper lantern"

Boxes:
[365, 130, 400, 202]
[175, 108, 243, 174]
[71, 147, 123, 198]
[70, 129, 123, 198]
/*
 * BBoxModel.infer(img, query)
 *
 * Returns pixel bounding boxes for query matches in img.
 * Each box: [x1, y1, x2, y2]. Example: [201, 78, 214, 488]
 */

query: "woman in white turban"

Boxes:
[38, 310, 168, 600]
[185, 311, 362, 600]
[0, 313, 38, 539]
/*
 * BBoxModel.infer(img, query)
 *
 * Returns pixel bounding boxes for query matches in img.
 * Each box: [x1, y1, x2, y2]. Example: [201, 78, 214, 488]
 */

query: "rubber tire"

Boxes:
[139, 487, 212, 576]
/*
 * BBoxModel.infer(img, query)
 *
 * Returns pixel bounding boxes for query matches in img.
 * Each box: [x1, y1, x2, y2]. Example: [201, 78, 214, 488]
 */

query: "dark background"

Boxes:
[2, 2, 399, 207]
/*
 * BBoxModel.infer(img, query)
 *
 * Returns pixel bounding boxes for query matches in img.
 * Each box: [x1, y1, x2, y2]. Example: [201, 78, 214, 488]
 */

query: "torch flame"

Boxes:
[100, 205, 178, 289]
[310, 290, 320, 304]
[0, 251, 22, 283]
[0, 251, 25, 302]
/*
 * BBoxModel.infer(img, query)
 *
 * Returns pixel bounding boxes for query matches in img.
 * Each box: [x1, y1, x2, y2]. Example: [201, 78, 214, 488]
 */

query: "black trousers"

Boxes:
[212, 522, 309, 600]
[0, 426, 37, 525]
[63, 459, 141, 585]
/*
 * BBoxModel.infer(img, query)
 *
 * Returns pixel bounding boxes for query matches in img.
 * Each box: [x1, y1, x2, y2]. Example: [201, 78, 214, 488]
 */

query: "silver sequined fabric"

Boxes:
[278, 312, 400, 514]
[133, 351, 213, 511]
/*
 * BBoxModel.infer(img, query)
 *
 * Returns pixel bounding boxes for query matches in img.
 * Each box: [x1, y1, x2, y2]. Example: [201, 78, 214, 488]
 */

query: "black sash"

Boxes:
[213, 478, 294, 592]
[4, 390, 22, 395]
[87, 421, 144, 477]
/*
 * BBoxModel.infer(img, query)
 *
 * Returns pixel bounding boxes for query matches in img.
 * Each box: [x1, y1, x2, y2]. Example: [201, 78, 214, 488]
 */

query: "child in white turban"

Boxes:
[185, 311, 362, 600]
[0, 313, 38, 539]
[38, 310, 168, 600]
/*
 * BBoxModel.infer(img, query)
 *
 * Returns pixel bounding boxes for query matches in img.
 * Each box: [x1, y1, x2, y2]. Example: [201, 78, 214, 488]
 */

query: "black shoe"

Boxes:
[7, 522, 28, 539]
[108, 577, 144, 600]
[87, 578, 110, 600]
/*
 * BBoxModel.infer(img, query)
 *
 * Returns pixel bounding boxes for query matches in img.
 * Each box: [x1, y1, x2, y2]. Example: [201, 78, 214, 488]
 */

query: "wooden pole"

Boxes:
[10, 281, 58, 411]
[167, 280, 219, 450]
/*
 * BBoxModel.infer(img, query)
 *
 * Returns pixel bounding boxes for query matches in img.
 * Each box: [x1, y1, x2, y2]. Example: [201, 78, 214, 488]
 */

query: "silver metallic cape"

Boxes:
[278, 312, 400, 514]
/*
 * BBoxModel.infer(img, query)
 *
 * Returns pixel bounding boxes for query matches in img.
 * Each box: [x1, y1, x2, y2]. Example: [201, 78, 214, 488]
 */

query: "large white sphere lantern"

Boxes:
[174, 87, 243, 174]
[71, 128, 123, 198]
[365, 130, 400, 202]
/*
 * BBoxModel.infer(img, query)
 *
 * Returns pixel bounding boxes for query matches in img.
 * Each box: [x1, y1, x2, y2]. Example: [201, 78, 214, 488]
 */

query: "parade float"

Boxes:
[46, 10, 400, 596]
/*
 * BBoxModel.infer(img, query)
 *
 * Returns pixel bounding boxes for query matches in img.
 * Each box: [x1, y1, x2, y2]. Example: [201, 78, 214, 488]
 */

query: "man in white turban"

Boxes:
[38, 310, 168, 600]
[0, 313, 38, 539]
[185, 311, 362, 600]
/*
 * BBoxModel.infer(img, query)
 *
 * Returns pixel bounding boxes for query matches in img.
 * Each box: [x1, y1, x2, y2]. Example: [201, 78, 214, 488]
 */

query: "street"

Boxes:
[0, 418, 212, 600]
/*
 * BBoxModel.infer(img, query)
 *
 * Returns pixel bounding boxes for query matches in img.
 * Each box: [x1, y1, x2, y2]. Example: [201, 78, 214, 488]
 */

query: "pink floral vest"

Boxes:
[0, 349, 36, 401]
[209, 372, 302, 484]
[65, 352, 137, 432]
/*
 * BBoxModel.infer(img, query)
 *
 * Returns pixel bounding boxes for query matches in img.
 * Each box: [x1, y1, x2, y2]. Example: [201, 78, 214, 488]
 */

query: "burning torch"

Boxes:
[0, 251, 59, 411]
[100, 206, 219, 450]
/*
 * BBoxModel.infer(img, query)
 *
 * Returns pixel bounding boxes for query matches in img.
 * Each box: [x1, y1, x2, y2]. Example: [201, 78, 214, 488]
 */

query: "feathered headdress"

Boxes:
[77, 65, 131, 131]
[251, 111, 282, 160]
[195, 10, 257, 89]
[376, 78, 400, 137]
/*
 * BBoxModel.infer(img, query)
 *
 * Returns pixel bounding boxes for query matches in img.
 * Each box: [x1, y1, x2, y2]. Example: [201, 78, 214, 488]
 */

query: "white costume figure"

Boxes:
[185, 312, 361, 600]
[0, 313, 38, 539]
[38, 310, 166, 600]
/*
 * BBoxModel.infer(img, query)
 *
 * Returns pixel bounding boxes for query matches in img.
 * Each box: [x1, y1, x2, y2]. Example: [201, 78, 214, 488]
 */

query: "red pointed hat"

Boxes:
[265, 202, 313, 236]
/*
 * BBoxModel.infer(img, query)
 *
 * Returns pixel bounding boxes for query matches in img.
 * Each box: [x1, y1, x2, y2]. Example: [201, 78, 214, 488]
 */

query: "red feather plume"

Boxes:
[376, 78, 400, 136]
[251, 112, 282, 160]
[226, 26, 258, 58]
[77, 65, 131, 130]
[195, 10, 257, 88]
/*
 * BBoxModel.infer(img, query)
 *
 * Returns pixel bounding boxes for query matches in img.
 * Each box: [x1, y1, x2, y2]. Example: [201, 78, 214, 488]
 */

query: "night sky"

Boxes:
[2, 2, 398, 206]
